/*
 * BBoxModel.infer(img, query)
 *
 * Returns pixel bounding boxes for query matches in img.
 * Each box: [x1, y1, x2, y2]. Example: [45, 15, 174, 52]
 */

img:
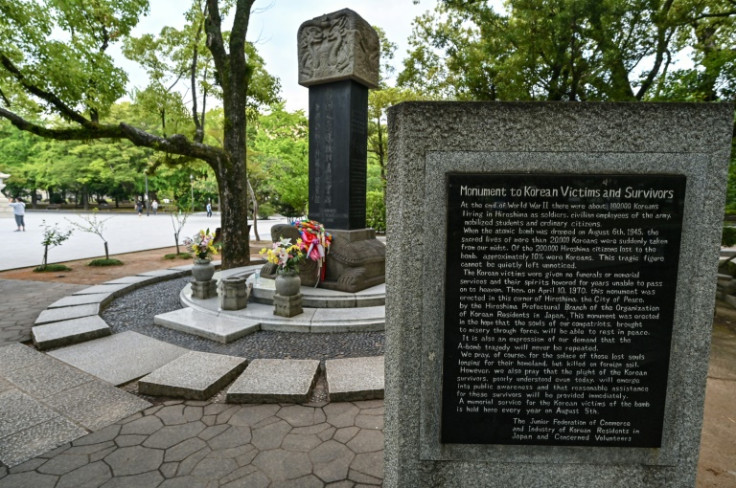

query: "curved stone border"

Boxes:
[29, 262, 385, 403]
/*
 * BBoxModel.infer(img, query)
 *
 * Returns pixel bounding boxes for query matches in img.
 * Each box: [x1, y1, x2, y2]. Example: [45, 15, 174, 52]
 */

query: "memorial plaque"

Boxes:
[441, 173, 686, 447]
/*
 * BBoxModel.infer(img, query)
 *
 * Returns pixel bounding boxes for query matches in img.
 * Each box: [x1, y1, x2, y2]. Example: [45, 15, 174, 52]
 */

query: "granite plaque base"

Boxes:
[385, 102, 734, 488]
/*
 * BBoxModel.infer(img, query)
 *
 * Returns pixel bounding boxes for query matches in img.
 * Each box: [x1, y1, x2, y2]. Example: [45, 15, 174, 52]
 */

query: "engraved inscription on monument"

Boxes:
[441, 173, 686, 447]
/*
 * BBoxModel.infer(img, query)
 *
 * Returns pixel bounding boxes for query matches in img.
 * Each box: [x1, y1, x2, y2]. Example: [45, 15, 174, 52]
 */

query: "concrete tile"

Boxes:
[45, 380, 151, 431]
[0, 343, 47, 373]
[136, 269, 188, 279]
[0, 416, 88, 467]
[103, 275, 157, 286]
[72, 283, 130, 296]
[0, 390, 58, 438]
[3, 359, 93, 399]
[154, 308, 260, 344]
[47, 294, 110, 309]
[32, 315, 111, 351]
[309, 306, 386, 332]
[326, 356, 384, 402]
[139, 351, 247, 400]
[227, 359, 320, 404]
[34, 304, 100, 325]
[47, 331, 188, 386]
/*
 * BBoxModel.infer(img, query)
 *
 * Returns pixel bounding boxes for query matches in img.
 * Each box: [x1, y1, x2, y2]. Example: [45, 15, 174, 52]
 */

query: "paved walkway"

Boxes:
[0, 276, 385, 487]
[0, 211, 286, 271]
[2, 276, 735, 487]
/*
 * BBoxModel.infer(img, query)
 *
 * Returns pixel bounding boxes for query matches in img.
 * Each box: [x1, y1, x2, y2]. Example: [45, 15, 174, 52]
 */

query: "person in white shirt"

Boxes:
[9, 198, 25, 231]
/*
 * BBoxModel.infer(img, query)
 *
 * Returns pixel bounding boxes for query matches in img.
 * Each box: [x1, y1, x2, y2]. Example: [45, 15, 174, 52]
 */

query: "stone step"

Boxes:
[35, 303, 100, 326]
[325, 356, 385, 402]
[154, 308, 261, 343]
[138, 351, 247, 400]
[48, 331, 188, 386]
[249, 277, 385, 308]
[32, 315, 111, 351]
[226, 359, 320, 404]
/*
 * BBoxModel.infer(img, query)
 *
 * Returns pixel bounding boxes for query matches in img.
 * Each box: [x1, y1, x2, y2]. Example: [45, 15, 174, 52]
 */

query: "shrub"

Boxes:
[366, 190, 386, 232]
[258, 203, 275, 219]
[88, 258, 124, 267]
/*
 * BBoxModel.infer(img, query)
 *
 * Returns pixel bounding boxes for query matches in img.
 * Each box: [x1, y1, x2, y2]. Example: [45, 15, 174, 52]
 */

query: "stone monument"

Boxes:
[385, 102, 734, 487]
[298, 8, 385, 293]
[0, 172, 12, 218]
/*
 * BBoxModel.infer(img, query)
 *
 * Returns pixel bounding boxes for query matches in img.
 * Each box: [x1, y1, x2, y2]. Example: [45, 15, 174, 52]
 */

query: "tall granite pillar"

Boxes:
[298, 9, 386, 292]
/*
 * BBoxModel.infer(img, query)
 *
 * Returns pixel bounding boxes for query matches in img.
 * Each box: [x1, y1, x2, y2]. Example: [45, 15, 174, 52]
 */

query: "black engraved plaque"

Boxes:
[441, 173, 686, 447]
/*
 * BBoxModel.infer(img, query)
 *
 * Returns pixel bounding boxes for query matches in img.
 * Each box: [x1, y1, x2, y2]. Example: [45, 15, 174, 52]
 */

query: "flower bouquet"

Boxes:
[260, 237, 306, 274]
[292, 220, 332, 280]
[184, 228, 219, 261]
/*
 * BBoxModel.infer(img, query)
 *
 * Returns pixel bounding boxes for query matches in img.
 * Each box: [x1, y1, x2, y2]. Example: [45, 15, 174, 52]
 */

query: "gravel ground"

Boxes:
[101, 276, 385, 361]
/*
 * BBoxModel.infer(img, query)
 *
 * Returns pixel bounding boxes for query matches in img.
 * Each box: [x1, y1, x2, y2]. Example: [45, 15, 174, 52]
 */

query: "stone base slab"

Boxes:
[227, 359, 320, 404]
[326, 356, 384, 402]
[139, 351, 247, 400]
[32, 316, 111, 351]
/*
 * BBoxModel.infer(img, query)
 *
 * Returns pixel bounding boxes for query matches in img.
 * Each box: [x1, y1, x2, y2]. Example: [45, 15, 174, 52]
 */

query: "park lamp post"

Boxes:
[190, 174, 194, 213]
[145, 174, 150, 216]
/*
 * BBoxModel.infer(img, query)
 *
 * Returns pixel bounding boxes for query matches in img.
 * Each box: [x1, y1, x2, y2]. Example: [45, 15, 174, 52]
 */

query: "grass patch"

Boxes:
[34, 264, 72, 272]
[88, 258, 124, 267]
[164, 252, 192, 260]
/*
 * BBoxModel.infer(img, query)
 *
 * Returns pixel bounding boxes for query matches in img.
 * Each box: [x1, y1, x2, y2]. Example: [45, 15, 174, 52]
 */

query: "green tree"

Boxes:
[399, 0, 736, 102]
[249, 104, 309, 219]
[0, 0, 279, 268]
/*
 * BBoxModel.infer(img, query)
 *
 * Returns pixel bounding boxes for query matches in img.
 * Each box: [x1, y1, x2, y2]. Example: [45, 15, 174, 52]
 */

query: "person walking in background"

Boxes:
[152, 199, 159, 215]
[136, 199, 143, 217]
[206, 200, 212, 218]
[9, 197, 25, 231]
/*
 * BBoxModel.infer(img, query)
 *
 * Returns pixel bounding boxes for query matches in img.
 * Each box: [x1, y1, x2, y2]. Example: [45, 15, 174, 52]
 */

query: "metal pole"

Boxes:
[190, 174, 194, 213]
[145, 174, 150, 216]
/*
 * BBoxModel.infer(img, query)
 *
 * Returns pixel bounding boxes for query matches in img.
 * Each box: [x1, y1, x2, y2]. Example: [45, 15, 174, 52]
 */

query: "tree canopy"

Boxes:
[399, 0, 736, 103]
[0, 0, 279, 268]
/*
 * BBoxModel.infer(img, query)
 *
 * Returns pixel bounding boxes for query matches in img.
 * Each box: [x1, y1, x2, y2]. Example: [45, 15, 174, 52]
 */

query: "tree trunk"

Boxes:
[216, 160, 250, 268]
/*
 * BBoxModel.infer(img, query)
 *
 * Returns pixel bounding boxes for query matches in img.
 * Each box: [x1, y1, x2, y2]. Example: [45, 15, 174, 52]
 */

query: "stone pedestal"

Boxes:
[191, 279, 217, 299]
[321, 229, 385, 293]
[297, 9, 385, 293]
[0, 172, 12, 218]
[273, 293, 303, 318]
[219, 277, 251, 310]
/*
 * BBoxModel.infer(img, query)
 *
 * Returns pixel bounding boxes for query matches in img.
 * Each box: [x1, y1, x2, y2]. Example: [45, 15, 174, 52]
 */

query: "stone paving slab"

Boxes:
[103, 275, 158, 286]
[139, 351, 248, 400]
[0, 343, 48, 373]
[227, 359, 320, 404]
[48, 331, 188, 386]
[0, 414, 87, 468]
[154, 308, 261, 343]
[0, 279, 87, 346]
[47, 293, 109, 309]
[32, 315, 110, 351]
[137, 269, 190, 279]
[44, 380, 151, 431]
[326, 356, 385, 402]
[2, 359, 94, 399]
[34, 303, 100, 326]
[72, 283, 131, 296]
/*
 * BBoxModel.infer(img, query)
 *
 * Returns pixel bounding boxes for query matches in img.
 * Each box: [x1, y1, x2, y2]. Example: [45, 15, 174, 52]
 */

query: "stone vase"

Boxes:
[275, 270, 301, 296]
[192, 258, 215, 282]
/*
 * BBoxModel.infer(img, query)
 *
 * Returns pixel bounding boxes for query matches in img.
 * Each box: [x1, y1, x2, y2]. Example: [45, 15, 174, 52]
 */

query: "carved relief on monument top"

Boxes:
[298, 8, 379, 89]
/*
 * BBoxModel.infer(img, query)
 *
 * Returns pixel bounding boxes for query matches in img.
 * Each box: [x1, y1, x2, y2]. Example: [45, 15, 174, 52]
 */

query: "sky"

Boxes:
[119, 0, 427, 114]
